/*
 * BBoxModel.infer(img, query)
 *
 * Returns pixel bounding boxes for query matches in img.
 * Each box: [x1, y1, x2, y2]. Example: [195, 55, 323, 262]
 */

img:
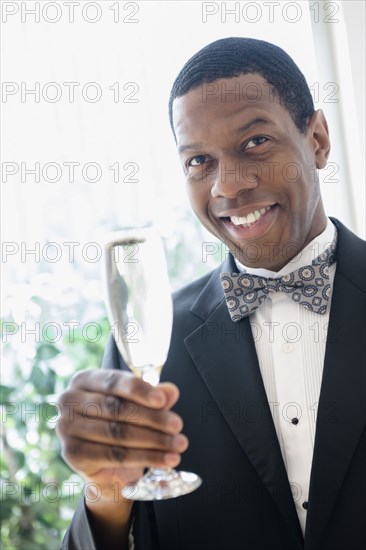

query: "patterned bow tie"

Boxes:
[220, 232, 337, 321]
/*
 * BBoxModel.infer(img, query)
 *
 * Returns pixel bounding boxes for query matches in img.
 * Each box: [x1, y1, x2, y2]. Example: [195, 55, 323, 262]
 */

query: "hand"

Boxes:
[56, 368, 188, 503]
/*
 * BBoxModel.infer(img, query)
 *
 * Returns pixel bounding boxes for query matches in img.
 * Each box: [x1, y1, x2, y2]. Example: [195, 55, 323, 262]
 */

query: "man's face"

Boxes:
[172, 73, 330, 271]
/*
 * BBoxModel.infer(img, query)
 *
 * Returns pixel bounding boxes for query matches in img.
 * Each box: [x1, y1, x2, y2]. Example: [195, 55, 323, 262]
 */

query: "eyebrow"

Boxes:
[177, 116, 274, 154]
[235, 116, 274, 135]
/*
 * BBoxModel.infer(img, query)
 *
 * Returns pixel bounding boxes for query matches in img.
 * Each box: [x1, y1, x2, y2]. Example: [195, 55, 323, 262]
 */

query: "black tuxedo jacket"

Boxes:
[62, 219, 366, 550]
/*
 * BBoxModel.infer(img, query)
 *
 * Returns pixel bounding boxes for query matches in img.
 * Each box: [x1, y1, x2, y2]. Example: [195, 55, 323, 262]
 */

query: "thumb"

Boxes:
[156, 382, 180, 410]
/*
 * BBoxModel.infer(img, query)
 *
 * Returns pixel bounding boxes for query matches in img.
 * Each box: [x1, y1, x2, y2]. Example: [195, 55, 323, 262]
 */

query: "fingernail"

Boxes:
[173, 434, 188, 452]
[167, 414, 182, 432]
[165, 453, 180, 466]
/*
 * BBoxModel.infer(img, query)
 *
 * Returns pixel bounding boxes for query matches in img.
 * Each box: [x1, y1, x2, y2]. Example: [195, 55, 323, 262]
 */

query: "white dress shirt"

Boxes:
[235, 218, 337, 534]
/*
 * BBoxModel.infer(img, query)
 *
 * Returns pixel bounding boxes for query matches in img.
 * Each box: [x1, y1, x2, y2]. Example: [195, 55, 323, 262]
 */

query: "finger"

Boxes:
[70, 369, 177, 409]
[59, 417, 189, 453]
[57, 390, 183, 434]
[61, 436, 182, 474]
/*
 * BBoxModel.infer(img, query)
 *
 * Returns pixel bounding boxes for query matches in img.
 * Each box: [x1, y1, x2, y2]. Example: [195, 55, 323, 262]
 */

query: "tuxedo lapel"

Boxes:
[305, 220, 366, 549]
[185, 256, 303, 547]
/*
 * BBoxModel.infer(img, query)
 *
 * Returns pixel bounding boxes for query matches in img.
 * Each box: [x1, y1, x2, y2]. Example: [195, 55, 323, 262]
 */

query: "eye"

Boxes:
[187, 155, 208, 167]
[244, 136, 269, 150]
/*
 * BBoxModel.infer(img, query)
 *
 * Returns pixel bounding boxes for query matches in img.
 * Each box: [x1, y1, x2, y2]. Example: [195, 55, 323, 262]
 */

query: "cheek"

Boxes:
[273, 161, 311, 204]
[186, 183, 208, 212]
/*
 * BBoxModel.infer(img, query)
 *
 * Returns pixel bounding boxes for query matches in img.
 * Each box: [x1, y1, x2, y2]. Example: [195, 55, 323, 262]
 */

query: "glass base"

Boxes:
[121, 468, 202, 501]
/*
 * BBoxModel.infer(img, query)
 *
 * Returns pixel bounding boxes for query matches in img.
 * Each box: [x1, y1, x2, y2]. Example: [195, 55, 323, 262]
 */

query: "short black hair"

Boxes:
[169, 37, 314, 137]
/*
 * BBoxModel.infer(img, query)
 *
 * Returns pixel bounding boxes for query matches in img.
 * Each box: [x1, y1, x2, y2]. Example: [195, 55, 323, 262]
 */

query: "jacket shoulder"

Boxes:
[332, 218, 366, 293]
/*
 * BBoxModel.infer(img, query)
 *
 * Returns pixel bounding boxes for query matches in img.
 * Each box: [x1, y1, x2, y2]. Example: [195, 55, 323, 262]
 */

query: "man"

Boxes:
[57, 38, 366, 549]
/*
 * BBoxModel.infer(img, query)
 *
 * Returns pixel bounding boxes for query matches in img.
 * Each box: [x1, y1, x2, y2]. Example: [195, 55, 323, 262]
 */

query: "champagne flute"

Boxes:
[103, 226, 202, 500]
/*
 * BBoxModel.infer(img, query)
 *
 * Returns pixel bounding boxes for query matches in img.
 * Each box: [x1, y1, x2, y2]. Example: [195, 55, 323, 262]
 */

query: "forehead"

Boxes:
[172, 73, 291, 146]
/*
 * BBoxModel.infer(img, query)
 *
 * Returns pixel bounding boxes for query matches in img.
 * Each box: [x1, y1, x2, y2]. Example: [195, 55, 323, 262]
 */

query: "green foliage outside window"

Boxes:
[1, 305, 110, 549]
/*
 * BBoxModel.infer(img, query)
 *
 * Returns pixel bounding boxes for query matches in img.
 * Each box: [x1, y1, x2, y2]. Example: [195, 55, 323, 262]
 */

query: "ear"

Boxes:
[306, 110, 331, 169]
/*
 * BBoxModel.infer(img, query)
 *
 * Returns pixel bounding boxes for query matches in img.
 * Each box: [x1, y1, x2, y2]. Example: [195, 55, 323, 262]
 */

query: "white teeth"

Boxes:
[230, 206, 271, 226]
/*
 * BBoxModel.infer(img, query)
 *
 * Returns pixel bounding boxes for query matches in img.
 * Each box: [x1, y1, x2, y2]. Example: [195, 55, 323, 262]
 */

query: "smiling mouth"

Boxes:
[220, 205, 273, 228]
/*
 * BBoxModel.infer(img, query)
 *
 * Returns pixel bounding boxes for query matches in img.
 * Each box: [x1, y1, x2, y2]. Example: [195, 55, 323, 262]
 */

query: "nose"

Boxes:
[210, 157, 260, 198]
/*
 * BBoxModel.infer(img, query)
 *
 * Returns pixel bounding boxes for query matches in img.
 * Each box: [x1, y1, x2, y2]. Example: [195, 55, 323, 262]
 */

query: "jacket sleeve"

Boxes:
[60, 496, 137, 549]
[60, 497, 98, 550]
